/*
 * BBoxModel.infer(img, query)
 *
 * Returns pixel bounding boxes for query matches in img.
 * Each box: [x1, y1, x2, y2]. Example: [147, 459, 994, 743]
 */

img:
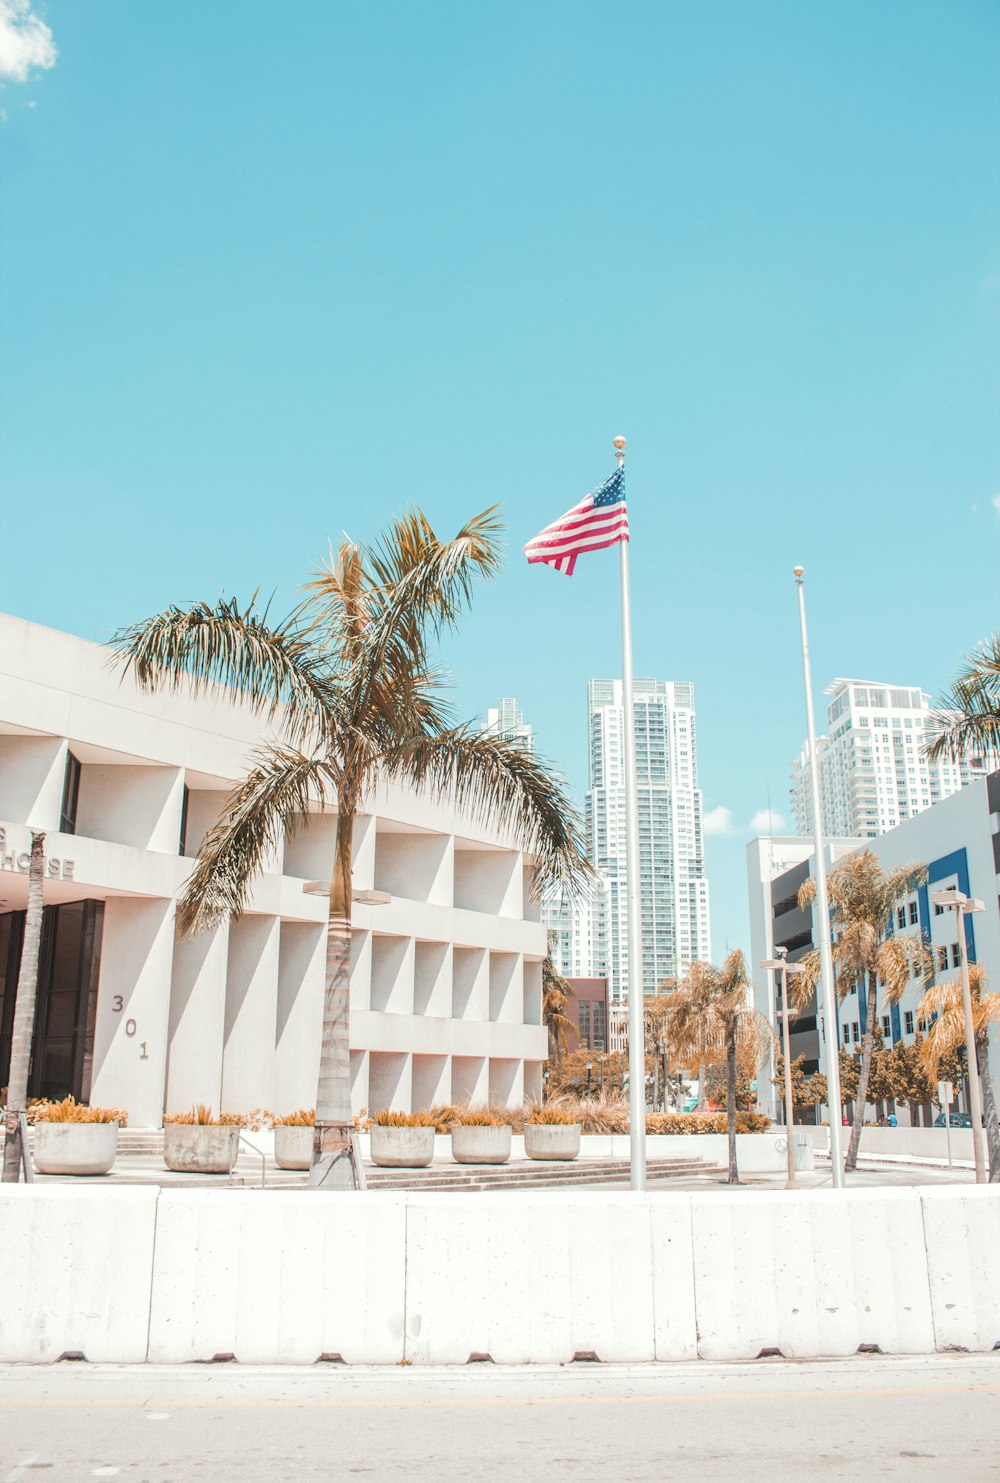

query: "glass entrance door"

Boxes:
[0, 901, 104, 1103]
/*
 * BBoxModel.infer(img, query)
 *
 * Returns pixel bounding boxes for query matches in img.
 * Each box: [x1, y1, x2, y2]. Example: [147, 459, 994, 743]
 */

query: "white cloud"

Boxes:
[0, 1, 56, 83]
[703, 805, 736, 837]
[750, 807, 786, 833]
[992, 493, 1000, 518]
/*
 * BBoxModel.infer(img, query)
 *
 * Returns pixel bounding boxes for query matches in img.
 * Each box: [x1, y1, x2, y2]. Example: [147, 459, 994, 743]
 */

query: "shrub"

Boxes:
[274, 1108, 315, 1127]
[373, 1109, 434, 1128]
[33, 1096, 125, 1126]
[163, 1105, 245, 1127]
[645, 1111, 771, 1135]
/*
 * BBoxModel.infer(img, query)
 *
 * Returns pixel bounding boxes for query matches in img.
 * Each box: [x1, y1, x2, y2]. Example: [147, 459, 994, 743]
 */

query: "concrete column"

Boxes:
[451, 1055, 488, 1105]
[350, 1048, 370, 1115]
[489, 952, 520, 1023]
[368, 1050, 411, 1112]
[370, 934, 414, 1014]
[221, 915, 280, 1114]
[0, 735, 67, 830]
[165, 921, 229, 1115]
[273, 921, 325, 1114]
[90, 897, 175, 1128]
[412, 1053, 450, 1109]
[414, 941, 451, 1017]
[489, 1057, 523, 1107]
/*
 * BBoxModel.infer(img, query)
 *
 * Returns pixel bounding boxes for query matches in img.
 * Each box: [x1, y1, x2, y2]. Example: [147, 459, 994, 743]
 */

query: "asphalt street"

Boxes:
[1, 1355, 997, 1482]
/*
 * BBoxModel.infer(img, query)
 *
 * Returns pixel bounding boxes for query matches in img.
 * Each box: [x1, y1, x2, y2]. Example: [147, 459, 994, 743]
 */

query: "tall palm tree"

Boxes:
[795, 849, 931, 1174]
[924, 634, 1000, 764]
[113, 508, 589, 1189]
[2, 830, 45, 1184]
[664, 951, 773, 1183]
[917, 964, 1000, 1182]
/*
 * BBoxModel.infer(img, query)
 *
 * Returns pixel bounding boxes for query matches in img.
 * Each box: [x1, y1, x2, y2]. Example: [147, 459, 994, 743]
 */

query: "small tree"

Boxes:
[918, 965, 1000, 1182]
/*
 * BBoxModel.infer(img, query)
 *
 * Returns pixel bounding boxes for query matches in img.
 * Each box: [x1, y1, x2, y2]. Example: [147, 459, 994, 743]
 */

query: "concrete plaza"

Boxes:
[1, 1355, 998, 1481]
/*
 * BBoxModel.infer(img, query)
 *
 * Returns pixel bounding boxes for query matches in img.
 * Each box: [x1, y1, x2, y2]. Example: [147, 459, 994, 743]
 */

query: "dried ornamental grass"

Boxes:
[274, 1108, 315, 1127]
[452, 1108, 508, 1128]
[32, 1096, 125, 1126]
[163, 1105, 246, 1127]
[373, 1110, 434, 1127]
[526, 1106, 578, 1125]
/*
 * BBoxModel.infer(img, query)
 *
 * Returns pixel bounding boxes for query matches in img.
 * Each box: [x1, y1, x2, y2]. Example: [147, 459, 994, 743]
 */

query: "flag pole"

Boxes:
[614, 434, 646, 1192]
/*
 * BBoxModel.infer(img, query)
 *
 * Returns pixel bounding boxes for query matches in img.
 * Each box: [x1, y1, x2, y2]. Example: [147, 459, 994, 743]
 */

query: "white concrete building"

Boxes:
[790, 677, 997, 840]
[0, 615, 547, 1127]
[480, 698, 533, 754]
[586, 678, 710, 999]
[748, 771, 1000, 1117]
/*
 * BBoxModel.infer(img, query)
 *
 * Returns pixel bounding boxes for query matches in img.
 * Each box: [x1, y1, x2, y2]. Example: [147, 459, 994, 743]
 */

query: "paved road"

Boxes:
[1, 1355, 997, 1481]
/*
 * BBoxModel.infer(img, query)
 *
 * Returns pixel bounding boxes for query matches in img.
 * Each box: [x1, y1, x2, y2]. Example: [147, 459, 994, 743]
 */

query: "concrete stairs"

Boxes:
[363, 1155, 717, 1192]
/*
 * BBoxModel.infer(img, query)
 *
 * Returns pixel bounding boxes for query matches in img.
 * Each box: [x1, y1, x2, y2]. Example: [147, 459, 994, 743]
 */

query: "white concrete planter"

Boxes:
[163, 1124, 238, 1174]
[371, 1124, 435, 1168]
[33, 1121, 118, 1175]
[450, 1125, 512, 1165]
[274, 1125, 314, 1170]
[523, 1123, 581, 1161]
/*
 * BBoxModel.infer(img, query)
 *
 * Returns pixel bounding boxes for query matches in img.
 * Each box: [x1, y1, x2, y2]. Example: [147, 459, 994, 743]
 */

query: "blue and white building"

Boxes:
[748, 770, 1000, 1119]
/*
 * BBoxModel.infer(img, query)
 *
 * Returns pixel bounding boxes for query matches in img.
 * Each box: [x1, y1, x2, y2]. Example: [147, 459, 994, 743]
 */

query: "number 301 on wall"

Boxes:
[110, 997, 149, 1057]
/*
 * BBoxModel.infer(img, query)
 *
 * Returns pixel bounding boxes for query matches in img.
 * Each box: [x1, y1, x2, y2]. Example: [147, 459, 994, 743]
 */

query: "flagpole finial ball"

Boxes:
[793, 566, 804, 579]
[613, 436, 626, 450]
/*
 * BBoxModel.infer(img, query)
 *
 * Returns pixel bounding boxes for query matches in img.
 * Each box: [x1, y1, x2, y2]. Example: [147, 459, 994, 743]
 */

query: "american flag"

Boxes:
[523, 466, 629, 576]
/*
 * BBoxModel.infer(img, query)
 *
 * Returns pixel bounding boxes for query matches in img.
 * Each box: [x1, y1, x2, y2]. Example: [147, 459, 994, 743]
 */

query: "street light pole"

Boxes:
[794, 567, 845, 1189]
[762, 948, 804, 1189]
[931, 889, 987, 1183]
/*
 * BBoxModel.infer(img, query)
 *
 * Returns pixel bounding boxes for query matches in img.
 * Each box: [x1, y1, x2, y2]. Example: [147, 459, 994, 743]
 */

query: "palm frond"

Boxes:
[924, 634, 1000, 763]
[177, 745, 336, 935]
[876, 933, 933, 1005]
[378, 727, 591, 898]
[111, 597, 339, 748]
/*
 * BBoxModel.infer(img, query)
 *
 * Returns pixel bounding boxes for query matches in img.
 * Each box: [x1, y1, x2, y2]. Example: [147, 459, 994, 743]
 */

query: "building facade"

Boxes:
[0, 615, 547, 1127]
[480, 698, 533, 754]
[748, 772, 1000, 1120]
[790, 677, 996, 840]
[585, 678, 710, 1000]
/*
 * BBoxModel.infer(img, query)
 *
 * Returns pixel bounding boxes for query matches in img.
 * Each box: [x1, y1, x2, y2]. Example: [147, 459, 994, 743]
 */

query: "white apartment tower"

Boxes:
[586, 678, 711, 1000]
[790, 678, 997, 839]
[481, 698, 533, 754]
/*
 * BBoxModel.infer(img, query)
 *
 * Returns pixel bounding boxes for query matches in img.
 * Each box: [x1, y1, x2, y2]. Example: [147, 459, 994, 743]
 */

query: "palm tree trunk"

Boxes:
[845, 971, 879, 1173]
[726, 1031, 739, 1184]
[698, 1057, 706, 1112]
[2, 831, 45, 1184]
[976, 1033, 1000, 1184]
[309, 808, 355, 1190]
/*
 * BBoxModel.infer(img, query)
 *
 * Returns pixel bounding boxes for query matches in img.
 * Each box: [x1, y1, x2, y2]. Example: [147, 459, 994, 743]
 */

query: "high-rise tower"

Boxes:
[790, 678, 997, 838]
[585, 678, 711, 1000]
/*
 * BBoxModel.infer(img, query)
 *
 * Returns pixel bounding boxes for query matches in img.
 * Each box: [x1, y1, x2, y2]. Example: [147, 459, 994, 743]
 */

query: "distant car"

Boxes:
[933, 1113, 972, 1128]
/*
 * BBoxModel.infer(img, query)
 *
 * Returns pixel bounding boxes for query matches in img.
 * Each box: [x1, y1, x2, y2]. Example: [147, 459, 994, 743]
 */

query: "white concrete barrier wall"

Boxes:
[0, 1186, 158, 1363]
[0, 1186, 997, 1364]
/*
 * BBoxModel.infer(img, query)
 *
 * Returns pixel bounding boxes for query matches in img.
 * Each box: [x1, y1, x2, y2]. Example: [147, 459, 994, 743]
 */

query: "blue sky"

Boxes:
[1, 0, 997, 955]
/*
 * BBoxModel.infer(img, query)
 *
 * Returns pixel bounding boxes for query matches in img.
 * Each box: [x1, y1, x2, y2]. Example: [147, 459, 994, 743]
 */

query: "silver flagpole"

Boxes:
[794, 566, 845, 1189]
[614, 434, 646, 1191]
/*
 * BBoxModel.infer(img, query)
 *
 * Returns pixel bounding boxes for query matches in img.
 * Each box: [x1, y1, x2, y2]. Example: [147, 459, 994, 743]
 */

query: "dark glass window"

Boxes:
[179, 785, 190, 857]
[60, 751, 81, 835]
